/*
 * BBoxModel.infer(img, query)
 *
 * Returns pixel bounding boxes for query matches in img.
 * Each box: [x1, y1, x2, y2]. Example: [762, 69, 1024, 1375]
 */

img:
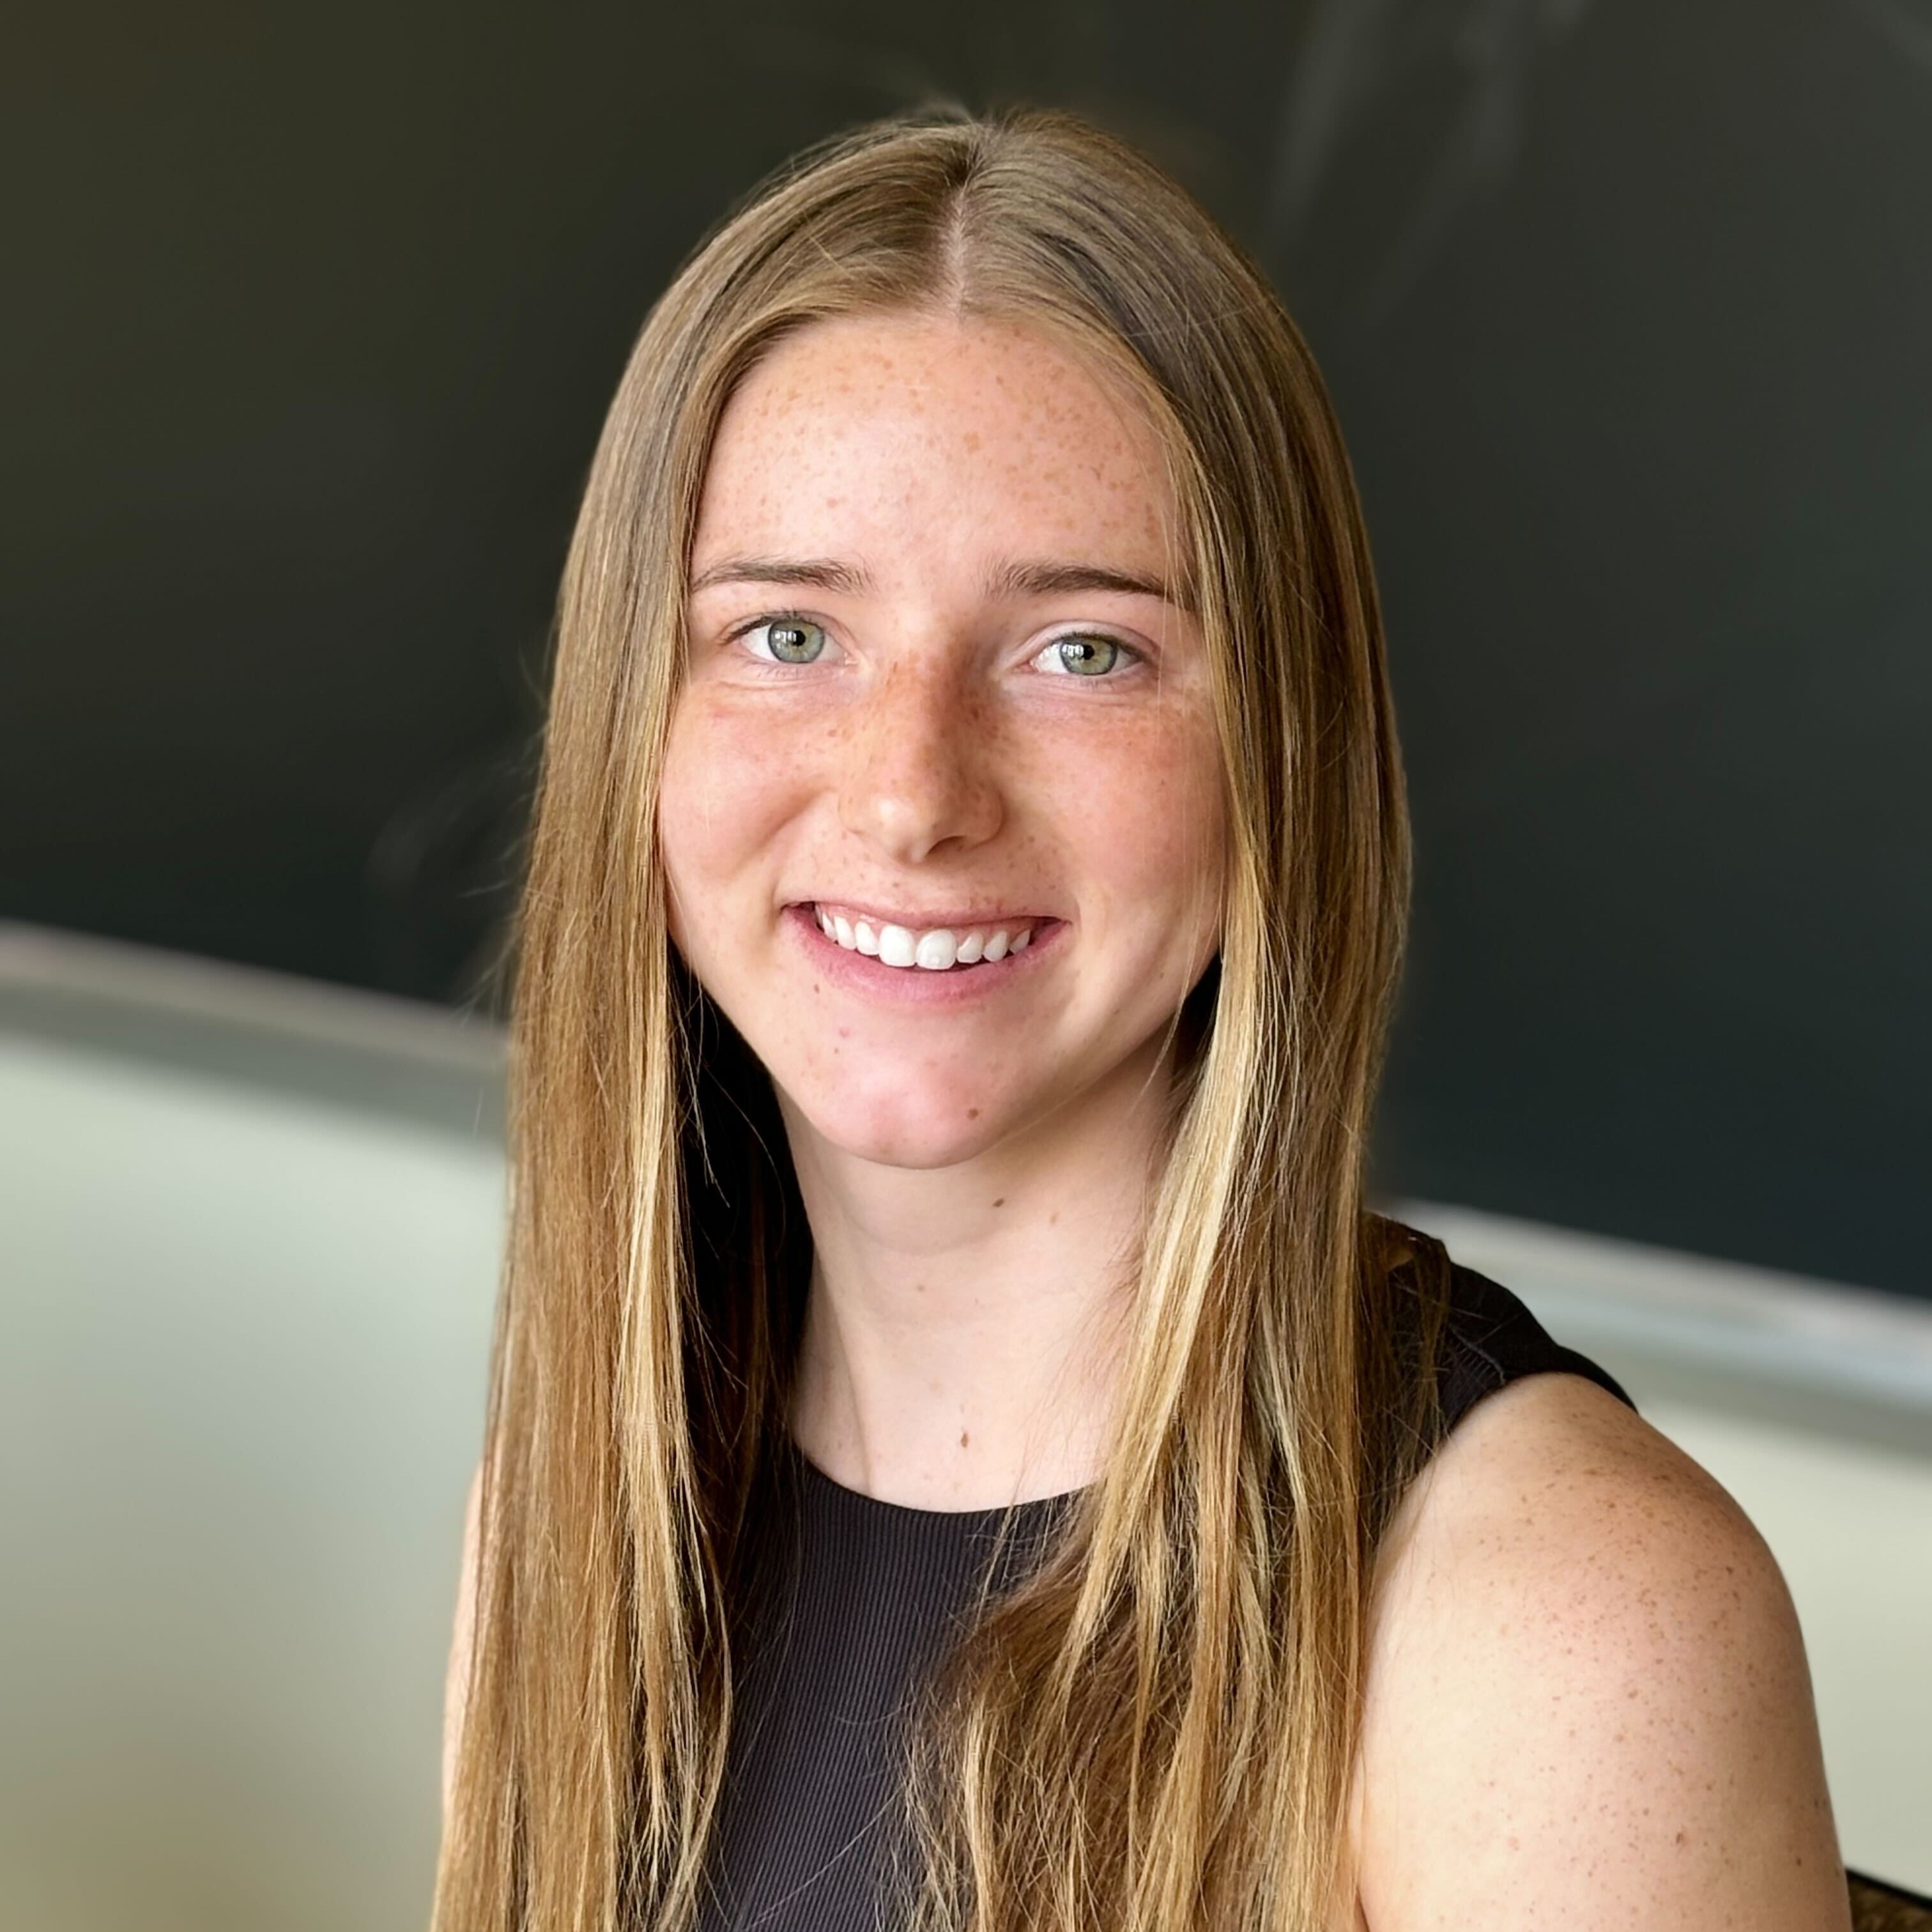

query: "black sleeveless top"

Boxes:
[695, 1264, 1632, 1932]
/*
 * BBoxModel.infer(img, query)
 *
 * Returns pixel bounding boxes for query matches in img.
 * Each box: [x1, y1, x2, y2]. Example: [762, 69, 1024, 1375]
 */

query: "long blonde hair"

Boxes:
[434, 106, 1449, 1932]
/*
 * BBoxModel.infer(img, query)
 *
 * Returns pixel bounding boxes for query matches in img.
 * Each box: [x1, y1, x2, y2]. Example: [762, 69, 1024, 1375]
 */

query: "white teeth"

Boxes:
[812, 907, 1037, 971]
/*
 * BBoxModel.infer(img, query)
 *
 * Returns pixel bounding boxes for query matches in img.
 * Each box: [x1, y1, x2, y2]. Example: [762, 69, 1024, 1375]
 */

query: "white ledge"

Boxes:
[1395, 1198, 1932, 1432]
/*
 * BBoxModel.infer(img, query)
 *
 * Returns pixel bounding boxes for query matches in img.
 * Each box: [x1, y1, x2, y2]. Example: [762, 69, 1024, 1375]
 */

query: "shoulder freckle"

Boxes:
[1370, 1374, 1784, 1671]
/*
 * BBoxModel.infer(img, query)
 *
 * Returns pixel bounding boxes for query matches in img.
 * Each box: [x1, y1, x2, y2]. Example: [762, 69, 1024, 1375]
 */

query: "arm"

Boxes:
[1351, 1375, 1849, 1931]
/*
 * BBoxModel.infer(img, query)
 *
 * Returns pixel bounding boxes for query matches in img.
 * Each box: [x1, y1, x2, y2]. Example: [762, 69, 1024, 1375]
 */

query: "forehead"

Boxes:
[691, 310, 1178, 576]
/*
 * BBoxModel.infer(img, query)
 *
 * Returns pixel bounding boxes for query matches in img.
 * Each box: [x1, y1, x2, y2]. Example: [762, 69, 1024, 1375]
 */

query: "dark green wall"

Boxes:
[6, 0, 1928, 1295]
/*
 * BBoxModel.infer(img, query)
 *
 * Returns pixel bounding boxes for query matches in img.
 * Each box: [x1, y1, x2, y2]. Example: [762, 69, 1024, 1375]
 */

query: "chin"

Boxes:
[784, 1077, 1022, 1171]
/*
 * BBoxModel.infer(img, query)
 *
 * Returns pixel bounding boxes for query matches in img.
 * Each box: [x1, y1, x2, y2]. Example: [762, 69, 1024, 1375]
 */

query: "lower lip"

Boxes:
[781, 903, 1062, 1004]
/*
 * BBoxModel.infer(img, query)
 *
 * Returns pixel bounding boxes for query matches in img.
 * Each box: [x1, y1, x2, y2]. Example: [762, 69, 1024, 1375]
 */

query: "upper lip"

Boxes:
[796, 899, 1055, 929]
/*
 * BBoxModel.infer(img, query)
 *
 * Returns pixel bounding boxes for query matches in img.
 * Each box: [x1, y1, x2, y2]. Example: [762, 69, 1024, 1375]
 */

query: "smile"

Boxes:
[807, 903, 1039, 972]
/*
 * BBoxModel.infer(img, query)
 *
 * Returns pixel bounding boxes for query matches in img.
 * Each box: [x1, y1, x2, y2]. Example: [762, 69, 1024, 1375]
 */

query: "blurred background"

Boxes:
[3, 0, 1929, 1925]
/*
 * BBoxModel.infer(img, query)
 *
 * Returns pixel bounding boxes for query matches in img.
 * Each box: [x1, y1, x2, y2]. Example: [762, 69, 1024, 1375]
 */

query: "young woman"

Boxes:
[434, 109, 1848, 1932]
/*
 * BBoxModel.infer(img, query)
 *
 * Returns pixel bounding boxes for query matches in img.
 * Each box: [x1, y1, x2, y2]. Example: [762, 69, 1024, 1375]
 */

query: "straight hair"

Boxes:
[434, 105, 1450, 1932]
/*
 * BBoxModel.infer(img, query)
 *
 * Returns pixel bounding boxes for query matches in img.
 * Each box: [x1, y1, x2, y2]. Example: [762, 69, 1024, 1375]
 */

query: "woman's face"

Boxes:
[659, 310, 1227, 1170]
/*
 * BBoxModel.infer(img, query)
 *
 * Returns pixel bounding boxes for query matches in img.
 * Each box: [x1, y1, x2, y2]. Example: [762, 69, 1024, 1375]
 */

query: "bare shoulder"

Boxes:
[1350, 1372, 1849, 1931]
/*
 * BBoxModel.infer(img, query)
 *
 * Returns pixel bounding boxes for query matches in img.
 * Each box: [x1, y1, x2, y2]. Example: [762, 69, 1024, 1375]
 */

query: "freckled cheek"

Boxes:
[657, 698, 823, 955]
[1040, 723, 1227, 956]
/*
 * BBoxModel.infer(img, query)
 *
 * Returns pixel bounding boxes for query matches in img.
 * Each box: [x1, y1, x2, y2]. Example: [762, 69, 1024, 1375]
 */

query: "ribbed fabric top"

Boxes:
[694, 1264, 1631, 1932]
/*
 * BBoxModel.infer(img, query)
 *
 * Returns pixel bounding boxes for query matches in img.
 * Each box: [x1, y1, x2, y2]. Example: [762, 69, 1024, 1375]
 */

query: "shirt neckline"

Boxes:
[790, 1441, 1086, 1528]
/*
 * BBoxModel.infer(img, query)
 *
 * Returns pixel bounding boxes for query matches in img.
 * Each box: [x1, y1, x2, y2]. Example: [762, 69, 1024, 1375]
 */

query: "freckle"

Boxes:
[1049, 1211, 1059, 1225]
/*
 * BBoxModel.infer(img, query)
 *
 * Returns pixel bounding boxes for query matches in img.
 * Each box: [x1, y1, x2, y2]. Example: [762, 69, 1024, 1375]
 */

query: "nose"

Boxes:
[837, 656, 1004, 863]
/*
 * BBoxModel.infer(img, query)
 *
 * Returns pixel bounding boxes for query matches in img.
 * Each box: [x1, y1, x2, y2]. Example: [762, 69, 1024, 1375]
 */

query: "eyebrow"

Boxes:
[687, 556, 871, 596]
[688, 555, 1192, 610]
[986, 558, 1192, 610]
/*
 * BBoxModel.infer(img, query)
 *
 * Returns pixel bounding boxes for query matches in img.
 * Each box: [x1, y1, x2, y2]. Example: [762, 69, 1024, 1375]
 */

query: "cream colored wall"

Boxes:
[0, 1022, 501, 1932]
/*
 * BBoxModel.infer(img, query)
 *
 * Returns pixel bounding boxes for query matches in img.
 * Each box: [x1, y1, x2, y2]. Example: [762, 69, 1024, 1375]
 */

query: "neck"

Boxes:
[781, 1044, 1174, 1511]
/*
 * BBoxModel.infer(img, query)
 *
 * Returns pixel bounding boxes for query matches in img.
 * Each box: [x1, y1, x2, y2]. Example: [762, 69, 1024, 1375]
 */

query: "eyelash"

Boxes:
[726, 614, 1147, 680]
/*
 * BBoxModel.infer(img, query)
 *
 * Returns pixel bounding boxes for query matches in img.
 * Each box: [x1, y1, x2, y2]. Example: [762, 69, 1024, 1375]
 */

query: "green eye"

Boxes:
[756, 618, 827, 664]
[1049, 634, 1121, 677]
